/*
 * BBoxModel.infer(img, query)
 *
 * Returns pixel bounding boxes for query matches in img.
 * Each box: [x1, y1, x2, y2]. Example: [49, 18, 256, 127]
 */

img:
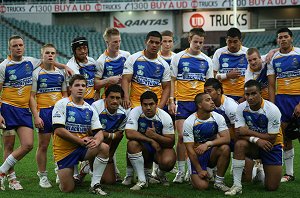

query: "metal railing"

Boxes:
[259, 19, 300, 30]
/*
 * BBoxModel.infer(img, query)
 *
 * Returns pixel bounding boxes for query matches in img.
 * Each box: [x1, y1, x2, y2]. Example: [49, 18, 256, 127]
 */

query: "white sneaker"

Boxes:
[173, 172, 185, 183]
[184, 171, 190, 182]
[225, 185, 242, 196]
[39, 176, 52, 188]
[122, 176, 134, 186]
[130, 181, 148, 191]
[8, 179, 23, 190]
[214, 182, 230, 192]
[170, 166, 178, 174]
[90, 183, 107, 196]
[0, 173, 6, 191]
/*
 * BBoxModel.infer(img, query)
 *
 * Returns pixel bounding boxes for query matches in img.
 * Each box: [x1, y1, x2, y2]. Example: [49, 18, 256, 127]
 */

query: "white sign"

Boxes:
[111, 11, 173, 33]
[0, 1, 299, 13]
[183, 11, 250, 32]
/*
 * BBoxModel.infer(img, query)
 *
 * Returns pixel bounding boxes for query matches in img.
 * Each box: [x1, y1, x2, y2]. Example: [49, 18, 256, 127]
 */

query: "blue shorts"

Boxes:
[190, 147, 213, 174]
[142, 142, 156, 162]
[1, 103, 33, 130]
[57, 147, 88, 170]
[176, 101, 196, 120]
[275, 94, 300, 123]
[39, 107, 54, 133]
[226, 95, 242, 102]
[84, 98, 95, 105]
[259, 144, 283, 166]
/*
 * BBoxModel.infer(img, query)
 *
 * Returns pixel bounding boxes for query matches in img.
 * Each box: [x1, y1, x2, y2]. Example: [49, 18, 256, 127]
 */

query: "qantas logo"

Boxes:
[113, 17, 126, 28]
[113, 17, 168, 28]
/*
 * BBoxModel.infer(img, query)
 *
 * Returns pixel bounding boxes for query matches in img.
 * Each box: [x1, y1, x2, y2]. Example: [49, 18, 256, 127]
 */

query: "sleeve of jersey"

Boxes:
[215, 113, 229, 132]
[162, 62, 171, 82]
[227, 101, 238, 125]
[212, 50, 220, 71]
[183, 117, 194, 143]
[266, 61, 275, 76]
[31, 70, 38, 92]
[234, 104, 246, 128]
[0, 61, 7, 84]
[52, 100, 67, 125]
[91, 107, 102, 130]
[170, 55, 179, 78]
[28, 57, 42, 69]
[122, 55, 135, 75]
[118, 109, 131, 131]
[95, 56, 104, 79]
[61, 71, 68, 92]
[66, 59, 79, 74]
[161, 111, 174, 135]
[267, 105, 282, 134]
[125, 108, 139, 130]
[206, 58, 214, 79]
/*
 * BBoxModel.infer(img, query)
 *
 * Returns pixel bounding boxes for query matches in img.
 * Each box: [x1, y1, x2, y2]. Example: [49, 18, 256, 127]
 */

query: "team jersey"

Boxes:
[183, 111, 228, 146]
[171, 49, 214, 101]
[123, 51, 171, 108]
[32, 66, 67, 109]
[67, 56, 101, 100]
[158, 51, 176, 66]
[213, 46, 248, 97]
[245, 55, 269, 99]
[235, 99, 283, 146]
[91, 99, 130, 132]
[267, 47, 300, 95]
[97, 50, 130, 79]
[0, 56, 41, 108]
[52, 97, 102, 162]
[125, 106, 174, 135]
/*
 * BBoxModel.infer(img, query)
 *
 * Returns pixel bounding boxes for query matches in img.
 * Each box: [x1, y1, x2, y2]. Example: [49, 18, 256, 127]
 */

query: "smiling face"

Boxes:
[247, 52, 262, 72]
[9, 38, 24, 61]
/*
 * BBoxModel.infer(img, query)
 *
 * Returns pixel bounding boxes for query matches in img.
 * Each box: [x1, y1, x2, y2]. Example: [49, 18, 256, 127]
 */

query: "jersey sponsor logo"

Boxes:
[67, 111, 76, 122]
[53, 111, 62, 118]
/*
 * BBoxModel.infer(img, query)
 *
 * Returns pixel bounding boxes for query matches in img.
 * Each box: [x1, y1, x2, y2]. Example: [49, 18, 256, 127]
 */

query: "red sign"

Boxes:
[189, 13, 205, 28]
[113, 17, 126, 28]
[0, 5, 6, 13]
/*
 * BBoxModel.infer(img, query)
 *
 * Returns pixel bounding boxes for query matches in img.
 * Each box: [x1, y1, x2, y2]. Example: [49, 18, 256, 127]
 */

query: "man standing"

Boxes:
[267, 27, 300, 183]
[125, 91, 176, 190]
[213, 28, 248, 102]
[225, 80, 282, 195]
[121, 31, 171, 109]
[52, 74, 109, 195]
[183, 93, 231, 192]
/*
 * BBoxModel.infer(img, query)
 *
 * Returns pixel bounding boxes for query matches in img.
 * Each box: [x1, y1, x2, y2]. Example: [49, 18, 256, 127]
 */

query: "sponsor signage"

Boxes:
[0, 0, 299, 13]
[183, 11, 250, 31]
[111, 12, 173, 33]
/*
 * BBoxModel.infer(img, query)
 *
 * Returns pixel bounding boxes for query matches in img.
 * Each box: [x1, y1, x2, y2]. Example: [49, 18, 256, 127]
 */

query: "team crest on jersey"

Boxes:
[182, 62, 189, 67]
[67, 111, 76, 122]
[107, 66, 113, 70]
[83, 73, 89, 79]
[154, 65, 161, 77]
[199, 61, 206, 69]
[275, 62, 281, 68]
[8, 70, 17, 80]
[85, 111, 90, 122]
[25, 64, 31, 74]
[292, 58, 299, 67]
[239, 57, 245, 64]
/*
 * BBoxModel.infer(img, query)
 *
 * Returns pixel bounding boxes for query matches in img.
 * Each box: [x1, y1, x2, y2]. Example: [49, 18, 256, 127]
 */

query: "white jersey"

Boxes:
[214, 95, 238, 126]
[183, 111, 228, 143]
[91, 99, 130, 132]
[158, 51, 176, 66]
[125, 106, 174, 135]
[245, 55, 267, 82]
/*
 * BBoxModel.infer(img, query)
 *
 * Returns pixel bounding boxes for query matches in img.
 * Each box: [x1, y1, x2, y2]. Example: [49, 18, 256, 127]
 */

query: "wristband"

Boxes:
[216, 73, 227, 80]
[249, 136, 259, 143]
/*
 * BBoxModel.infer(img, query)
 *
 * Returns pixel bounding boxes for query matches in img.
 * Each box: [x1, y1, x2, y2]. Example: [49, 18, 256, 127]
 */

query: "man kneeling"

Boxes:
[52, 74, 109, 195]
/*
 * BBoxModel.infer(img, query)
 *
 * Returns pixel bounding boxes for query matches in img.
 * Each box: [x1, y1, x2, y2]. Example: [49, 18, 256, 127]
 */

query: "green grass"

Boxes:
[1, 135, 300, 198]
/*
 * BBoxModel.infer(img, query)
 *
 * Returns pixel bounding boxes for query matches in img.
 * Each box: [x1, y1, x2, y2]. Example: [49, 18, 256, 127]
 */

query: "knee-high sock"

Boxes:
[0, 154, 18, 174]
[232, 159, 245, 187]
[128, 152, 146, 183]
[91, 156, 109, 187]
[284, 148, 294, 176]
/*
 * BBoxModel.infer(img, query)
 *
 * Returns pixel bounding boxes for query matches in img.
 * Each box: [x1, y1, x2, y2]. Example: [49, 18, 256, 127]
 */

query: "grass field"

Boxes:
[0, 134, 299, 198]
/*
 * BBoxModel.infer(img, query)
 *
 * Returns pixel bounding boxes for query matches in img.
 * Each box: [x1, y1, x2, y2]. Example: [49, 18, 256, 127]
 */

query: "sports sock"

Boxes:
[232, 159, 245, 187]
[0, 154, 18, 174]
[177, 161, 185, 174]
[90, 156, 108, 187]
[284, 148, 294, 176]
[128, 152, 146, 183]
[215, 175, 225, 184]
[113, 154, 120, 174]
[125, 166, 134, 177]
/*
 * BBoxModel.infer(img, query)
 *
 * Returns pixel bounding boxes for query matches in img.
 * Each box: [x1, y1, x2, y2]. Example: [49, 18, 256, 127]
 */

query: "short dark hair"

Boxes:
[227, 28, 242, 39]
[204, 78, 224, 94]
[8, 35, 23, 47]
[71, 36, 88, 53]
[161, 30, 174, 38]
[105, 84, 124, 98]
[189, 28, 206, 40]
[244, 79, 261, 92]
[276, 27, 293, 37]
[194, 92, 208, 106]
[145, 31, 162, 42]
[69, 74, 87, 87]
[246, 48, 261, 58]
[140, 91, 158, 104]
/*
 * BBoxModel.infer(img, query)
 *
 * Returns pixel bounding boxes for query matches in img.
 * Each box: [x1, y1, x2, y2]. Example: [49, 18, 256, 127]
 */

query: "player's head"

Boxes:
[226, 28, 242, 53]
[69, 74, 87, 99]
[161, 30, 174, 52]
[71, 36, 88, 62]
[140, 91, 158, 118]
[276, 27, 293, 52]
[105, 84, 124, 112]
[103, 27, 121, 53]
[8, 35, 24, 61]
[188, 28, 205, 54]
[246, 48, 262, 72]
[244, 79, 262, 108]
[41, 43, 56, 65]
[145, 31, 162, 55]
[194, 92, 215, 113]
[204, 78, 223, 102]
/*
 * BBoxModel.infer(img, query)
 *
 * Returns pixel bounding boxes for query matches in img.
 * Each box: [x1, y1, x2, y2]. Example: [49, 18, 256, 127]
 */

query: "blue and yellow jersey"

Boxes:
[0, 56, 41, 108]
[52, 97, 102, 162]
[158, 51, 176, 66]
[97, 50, 130, 79]
[213, 46, 248, 97]
[125, 106, 174, 135]
[183, 111, 228, 147]
[171, 49, 213, 101]
[267, 47, 300, 95]
[123, 51, 171, 108]
[67, 56, 101, 100]
[91, 99, 130, 133]
[32, 67, 67, 109]
[235, 99, 283, 146]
